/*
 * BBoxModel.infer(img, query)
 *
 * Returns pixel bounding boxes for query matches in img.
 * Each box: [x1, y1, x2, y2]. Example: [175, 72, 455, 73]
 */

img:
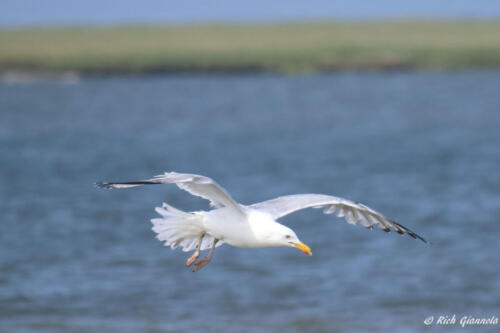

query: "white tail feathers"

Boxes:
[151, 203, 221, 252]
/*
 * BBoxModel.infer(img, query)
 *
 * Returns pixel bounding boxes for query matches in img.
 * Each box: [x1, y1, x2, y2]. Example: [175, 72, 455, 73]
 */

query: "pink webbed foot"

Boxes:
[192, 257, 211, 272]
[186, 251, 200, 267]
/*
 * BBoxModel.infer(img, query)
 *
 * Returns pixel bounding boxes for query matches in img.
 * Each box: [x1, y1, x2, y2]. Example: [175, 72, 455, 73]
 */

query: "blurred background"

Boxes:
[1, 1, 500, 332]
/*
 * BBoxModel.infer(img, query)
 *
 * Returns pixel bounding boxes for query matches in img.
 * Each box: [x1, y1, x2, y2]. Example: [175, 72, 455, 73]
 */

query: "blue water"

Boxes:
[2, 0, 500, 26]
[1, 71, 500, 332]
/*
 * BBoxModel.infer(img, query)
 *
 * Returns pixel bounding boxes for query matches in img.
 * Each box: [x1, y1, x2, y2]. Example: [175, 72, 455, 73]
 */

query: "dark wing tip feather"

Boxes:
[95, 181, 112, 189]
[95, 180, 161, 189]
[391, 221, 428, 244]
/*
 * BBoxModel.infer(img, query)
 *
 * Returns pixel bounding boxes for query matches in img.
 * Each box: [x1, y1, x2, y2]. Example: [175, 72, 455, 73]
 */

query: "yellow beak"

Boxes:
[293, 242, 312, 256]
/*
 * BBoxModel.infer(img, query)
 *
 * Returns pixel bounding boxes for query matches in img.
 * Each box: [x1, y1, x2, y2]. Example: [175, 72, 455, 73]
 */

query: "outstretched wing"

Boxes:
[97, 172, 244, 214]
[250, 194, 427, 243]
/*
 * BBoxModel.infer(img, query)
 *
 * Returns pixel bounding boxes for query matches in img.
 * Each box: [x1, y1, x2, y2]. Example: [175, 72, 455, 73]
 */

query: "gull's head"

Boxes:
[247, 209, 312, 255]
[262, 222, 312, 256]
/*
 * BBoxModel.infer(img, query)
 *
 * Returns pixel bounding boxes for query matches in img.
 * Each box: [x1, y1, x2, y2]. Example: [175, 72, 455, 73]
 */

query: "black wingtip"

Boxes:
[391, 221, 428, 244]
[94, 180, 160, 189]
[95, 181, 112, 189]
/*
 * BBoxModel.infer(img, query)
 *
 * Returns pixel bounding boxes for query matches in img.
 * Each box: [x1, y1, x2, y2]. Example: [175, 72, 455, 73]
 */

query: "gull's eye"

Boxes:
[285, 235, 291, 239]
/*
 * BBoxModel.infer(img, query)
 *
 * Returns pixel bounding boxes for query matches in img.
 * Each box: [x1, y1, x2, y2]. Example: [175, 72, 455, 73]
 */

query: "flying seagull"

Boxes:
[97, 171, 426, 271]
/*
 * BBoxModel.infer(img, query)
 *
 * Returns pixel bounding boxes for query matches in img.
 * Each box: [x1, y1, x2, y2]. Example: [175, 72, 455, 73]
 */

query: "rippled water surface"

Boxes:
[1, 71, 500, 332]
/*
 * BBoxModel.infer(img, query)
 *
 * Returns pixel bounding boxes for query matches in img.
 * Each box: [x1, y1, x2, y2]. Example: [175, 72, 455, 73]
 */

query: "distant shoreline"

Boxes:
[0, 60, 414, 78]
[2, 21, 500, 75]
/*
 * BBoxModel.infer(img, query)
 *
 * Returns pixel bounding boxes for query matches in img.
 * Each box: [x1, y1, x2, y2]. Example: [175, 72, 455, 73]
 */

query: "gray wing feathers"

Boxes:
[97, 172, 244, 214]
[152, 173, 239, 209]
[250, 194, 426, 243]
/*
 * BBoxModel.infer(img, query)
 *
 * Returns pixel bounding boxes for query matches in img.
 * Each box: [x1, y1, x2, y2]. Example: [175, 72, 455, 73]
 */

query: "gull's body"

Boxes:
[97, 171, 426, 271]
[204, 208, 268, 248]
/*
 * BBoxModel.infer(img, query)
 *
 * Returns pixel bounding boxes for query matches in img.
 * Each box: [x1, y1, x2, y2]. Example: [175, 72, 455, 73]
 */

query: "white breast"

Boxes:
[203, 207, 276, 248]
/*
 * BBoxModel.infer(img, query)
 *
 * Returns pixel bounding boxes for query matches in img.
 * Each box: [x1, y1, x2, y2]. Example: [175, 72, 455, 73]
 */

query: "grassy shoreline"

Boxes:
[2, 21, 500, 75]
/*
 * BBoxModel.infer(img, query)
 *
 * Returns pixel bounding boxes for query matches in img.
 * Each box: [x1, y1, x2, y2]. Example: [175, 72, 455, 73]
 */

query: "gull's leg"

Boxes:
[193, 238, 219, 272]
[186, 233, 205, 267]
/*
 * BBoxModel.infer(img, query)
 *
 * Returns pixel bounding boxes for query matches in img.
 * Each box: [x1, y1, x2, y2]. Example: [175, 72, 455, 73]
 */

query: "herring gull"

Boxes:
[97, 171, 426, 271]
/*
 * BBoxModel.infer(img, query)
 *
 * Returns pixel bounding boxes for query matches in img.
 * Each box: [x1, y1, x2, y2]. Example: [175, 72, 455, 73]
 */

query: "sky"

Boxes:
[1, 0, 500, 26]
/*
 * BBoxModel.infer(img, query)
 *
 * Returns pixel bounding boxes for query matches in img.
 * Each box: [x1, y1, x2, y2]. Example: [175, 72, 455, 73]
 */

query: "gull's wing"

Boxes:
[97, 172, 244, 214]
[250, 194, 427, 243]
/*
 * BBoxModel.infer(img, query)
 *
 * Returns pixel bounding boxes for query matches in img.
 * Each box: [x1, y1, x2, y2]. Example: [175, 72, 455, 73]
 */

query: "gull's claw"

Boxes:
[192, 238, 218, 272]
[186, 233, 204, 267]
[186, 251, 200, 267]
[192, 257, 211, 272]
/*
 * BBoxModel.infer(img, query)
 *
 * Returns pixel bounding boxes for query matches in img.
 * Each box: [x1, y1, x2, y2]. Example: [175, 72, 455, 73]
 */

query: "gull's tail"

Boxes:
[151, 203, 222, 252]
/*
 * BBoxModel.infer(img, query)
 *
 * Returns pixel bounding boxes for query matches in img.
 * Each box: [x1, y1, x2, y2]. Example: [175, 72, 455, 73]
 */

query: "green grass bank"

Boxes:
[1, 21, 500, 74]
